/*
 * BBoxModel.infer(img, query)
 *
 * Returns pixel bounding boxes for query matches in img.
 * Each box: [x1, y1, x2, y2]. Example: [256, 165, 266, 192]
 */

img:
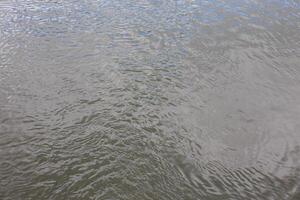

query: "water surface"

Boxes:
[0, 0, 300, 199]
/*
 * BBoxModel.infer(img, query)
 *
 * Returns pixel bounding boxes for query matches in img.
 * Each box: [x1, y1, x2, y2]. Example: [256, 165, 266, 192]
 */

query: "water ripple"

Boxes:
[1, 0, 300, 199]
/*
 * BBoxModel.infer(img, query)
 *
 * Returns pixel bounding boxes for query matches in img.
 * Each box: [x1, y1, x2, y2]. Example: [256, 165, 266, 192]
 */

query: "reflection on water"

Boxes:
[0, 0, 300, 199]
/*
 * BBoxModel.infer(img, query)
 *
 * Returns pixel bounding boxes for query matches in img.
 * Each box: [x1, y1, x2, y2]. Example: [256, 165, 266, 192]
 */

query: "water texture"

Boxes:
[0, 0, 300, 199]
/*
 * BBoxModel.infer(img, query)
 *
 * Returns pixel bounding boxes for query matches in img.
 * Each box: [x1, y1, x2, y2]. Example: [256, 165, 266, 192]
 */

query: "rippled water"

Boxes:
[1, 0, 300, 199]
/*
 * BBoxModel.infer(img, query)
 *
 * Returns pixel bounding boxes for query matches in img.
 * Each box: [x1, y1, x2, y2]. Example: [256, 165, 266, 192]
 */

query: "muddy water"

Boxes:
[0, 0, 300, 199]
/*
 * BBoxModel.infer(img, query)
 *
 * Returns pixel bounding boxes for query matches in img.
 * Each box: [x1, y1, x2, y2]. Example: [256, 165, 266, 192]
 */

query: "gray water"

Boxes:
[1, 0, 300, 199]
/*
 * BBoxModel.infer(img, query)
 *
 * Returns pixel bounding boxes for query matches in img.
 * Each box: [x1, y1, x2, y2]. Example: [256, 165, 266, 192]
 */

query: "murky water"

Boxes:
[1, 0, 300, 199]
